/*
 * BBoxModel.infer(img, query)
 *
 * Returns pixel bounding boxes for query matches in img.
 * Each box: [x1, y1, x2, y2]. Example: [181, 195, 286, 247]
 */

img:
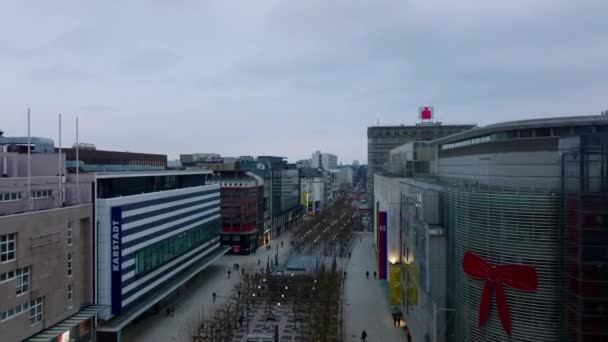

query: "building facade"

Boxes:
[94, 171, 228, 340]
[208, 171, 264, 254]
[367, 122, 475, 218]
[299, 167, 324, 215]
[311, 151, 338, 171]
[0, 136, 99, 342]
[373, 115, 608, 341]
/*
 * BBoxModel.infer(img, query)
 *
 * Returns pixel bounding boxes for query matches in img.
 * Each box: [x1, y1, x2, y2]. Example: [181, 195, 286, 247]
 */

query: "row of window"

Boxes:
[0, 297, 43, 324]
[369, 129, 465, 137]
[135, 221, 219, 275]
[0, 190, 54, 202]
[0, 192, 21, 202]
[440, 125, 601, 150]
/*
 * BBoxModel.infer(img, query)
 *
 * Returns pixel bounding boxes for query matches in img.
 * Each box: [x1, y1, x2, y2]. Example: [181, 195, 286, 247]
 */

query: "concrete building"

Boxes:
[299, 167, 324, 215]
[311, 151, 338, 171]
[373, 115, 608, 341]
[367, 121, 475, 217]
[207, 171, 264, 254]
[0, 136, 100, 342]
[295, 159, 312, 169]
[94, 170, 228, 340]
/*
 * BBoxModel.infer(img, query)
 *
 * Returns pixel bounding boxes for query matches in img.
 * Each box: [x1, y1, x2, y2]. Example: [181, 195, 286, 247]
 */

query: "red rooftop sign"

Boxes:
[419, 106, 433, 120]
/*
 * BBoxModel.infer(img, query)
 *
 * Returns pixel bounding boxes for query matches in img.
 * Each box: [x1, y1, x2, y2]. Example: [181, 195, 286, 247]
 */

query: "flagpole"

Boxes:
[58, 113, 63, 207]
[27, 108, 32, 211]
[76, 117, 79, 203]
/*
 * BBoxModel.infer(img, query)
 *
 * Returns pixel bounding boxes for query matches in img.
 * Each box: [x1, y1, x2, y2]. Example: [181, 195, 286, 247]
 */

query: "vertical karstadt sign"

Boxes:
[111, 206, 123, 315]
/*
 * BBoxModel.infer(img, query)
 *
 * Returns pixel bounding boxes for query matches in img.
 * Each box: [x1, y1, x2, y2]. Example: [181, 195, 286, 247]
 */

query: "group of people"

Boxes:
[365, 270, 377, 279]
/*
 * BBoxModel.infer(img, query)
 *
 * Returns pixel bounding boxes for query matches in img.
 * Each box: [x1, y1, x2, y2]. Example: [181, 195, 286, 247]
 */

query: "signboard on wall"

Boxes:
[389, 264, 402, 305]
[378, 211, 388, 279]
[111, 207, 123, 315]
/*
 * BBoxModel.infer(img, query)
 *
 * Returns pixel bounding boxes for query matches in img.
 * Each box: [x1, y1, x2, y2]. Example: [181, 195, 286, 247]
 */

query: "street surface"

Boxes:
[123, 229, 405, 342]
[344, 233, 405, 342]
[122, 232, 294, 342]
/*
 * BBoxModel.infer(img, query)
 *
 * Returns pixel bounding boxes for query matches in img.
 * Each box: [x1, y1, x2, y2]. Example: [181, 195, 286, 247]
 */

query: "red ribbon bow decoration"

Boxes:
[463, 251, 538, 336]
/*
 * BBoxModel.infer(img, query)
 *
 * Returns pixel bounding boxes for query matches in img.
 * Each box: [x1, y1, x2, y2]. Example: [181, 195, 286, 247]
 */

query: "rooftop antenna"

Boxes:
[377, 117, 379, 126]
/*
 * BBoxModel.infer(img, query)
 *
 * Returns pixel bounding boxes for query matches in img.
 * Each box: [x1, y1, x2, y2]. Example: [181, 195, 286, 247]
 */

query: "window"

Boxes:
[30, 298, 43, 325]
[31, 189, 52, 199]
[0, 192, 22, 202]
[1, 233, 16, 262]
[67, 254, 72, 277]
[16, 267, 29, 295]
[67, 285, 73, 308]
[0, 270, 15, 283]
[67, 221, 73, 246]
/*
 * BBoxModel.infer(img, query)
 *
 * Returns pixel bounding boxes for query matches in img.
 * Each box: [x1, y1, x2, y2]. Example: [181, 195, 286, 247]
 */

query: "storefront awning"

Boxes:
[25, 305, 107, 342]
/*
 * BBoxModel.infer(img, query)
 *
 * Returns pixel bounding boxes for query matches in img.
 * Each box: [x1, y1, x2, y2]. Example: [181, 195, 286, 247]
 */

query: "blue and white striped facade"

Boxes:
[96, 182, 221, 320]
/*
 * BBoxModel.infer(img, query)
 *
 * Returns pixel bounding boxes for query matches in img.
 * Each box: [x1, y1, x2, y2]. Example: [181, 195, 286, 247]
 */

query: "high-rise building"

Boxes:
[311, 151, 338, 171]
[367, 122, 475, 216]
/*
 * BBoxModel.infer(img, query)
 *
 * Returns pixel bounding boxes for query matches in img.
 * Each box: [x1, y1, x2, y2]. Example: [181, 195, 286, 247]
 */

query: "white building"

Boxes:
[311, 151, 337, 171]
[338, 166, 353, 189]
[299, 168, 324, 215]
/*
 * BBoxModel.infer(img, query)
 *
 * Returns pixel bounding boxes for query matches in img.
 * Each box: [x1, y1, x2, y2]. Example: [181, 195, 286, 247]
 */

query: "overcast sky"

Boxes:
[1, 1, 607, 163]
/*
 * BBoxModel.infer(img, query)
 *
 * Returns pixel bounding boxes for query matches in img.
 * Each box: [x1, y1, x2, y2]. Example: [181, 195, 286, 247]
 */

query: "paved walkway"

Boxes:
[344, 233, 405, 342]
[122, 232, 295, 342]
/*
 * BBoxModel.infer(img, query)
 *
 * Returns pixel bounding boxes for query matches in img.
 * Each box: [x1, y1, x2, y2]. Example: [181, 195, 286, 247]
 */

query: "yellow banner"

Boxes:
[301, 192, 308, 206]
[406, 264, 419, 305]
[389, 264, 402, 305]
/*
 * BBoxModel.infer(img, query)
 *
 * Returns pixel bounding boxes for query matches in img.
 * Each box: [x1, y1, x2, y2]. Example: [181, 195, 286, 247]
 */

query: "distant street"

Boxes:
[344, 233, 404, 342]
[122, 232, 294, 342]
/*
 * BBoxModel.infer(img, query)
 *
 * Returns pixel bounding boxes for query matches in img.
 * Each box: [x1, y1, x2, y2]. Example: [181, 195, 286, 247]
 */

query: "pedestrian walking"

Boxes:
[166, 307, 171, 316]
[258, 259, 261, 266]
[407, 331, 412, 342]
[212, 292, 216, 302]
[366, 271, 369, 279]
[281, 241, 284, 247]
[373, 271, 377, 279]
[392, 314, 397, 326]
[343, 271, 347, 279]
[348, 252, 351, 258]
[228, 270, 231, 279]
[361, 330, 367, 342]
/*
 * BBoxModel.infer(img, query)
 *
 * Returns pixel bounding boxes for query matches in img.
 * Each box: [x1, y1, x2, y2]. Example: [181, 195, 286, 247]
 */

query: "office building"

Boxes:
[373, 115, 608, 341]
[94, 170, 228, 340]
[0, 134, 100, 342]
[257, 157, 302, 237]
[311, 151, 338, 171]
[367, 121, 475, 217]
[207, 171, 264, 254]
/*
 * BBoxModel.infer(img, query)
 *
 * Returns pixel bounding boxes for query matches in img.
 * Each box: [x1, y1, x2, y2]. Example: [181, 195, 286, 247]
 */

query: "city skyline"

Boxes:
[1, 1, 607, 163]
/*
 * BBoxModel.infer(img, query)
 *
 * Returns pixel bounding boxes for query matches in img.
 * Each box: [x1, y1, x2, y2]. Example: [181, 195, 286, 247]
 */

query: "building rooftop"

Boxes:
[433, 114, 608, 145]
[94, 169, 211, 179]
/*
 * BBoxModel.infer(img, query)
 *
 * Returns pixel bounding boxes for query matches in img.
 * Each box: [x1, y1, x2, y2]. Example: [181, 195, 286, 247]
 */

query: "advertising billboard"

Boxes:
[389, 264, 403, 305]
